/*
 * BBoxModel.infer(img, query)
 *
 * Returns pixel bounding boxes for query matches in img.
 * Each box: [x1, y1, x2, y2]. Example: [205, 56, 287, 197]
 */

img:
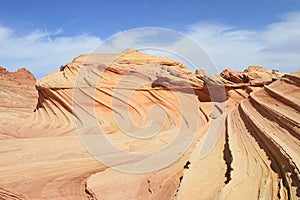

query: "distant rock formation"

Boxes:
[0, 67, 37, 138]
[0, 66, 36, 85]
[220, 66, 284, 85]
[0, 50, 299, 199]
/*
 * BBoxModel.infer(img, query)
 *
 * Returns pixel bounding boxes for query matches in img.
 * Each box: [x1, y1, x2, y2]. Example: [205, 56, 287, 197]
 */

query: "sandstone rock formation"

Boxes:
[0, 50, 299, 199]
[0, 67, 37, 139]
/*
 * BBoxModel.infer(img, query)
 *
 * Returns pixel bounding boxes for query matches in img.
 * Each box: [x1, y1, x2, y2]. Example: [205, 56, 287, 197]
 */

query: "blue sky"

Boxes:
[0, 0, 300, 78]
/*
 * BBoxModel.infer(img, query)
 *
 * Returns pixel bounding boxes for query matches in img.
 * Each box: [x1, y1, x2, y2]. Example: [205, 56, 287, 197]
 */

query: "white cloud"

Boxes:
[0, 11, 299, 79]
[185, 12, 300, 72]
[0, 26, 101, 78]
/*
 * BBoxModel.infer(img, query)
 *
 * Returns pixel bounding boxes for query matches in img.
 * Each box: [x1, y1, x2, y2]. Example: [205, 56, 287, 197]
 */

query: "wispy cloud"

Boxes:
[185, 12, 300, 72]
[0, 27, 101, 78]
[0, 11, 299, 78]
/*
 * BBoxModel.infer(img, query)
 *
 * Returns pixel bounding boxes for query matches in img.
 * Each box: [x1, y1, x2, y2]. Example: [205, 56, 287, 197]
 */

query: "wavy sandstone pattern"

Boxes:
[0, 50, 299, 199]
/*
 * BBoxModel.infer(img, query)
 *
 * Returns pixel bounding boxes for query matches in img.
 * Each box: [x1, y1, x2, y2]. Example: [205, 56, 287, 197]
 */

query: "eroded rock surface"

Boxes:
[0, 50, 299, 199]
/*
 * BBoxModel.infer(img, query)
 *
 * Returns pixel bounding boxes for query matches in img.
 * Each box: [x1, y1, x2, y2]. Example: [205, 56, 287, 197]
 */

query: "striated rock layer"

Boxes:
[0, 50, 299, 199]
[0, 67, 37, 139]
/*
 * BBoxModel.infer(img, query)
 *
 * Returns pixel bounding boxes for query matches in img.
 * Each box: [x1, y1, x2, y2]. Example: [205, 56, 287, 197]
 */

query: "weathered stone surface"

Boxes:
[0, 50, 299, 199]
